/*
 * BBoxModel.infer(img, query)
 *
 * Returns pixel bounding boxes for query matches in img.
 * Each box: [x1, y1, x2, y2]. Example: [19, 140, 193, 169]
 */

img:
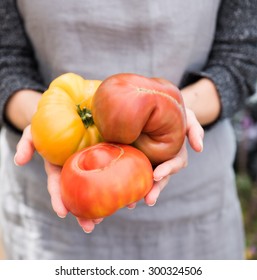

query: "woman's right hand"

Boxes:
[14, 125, 104, 233]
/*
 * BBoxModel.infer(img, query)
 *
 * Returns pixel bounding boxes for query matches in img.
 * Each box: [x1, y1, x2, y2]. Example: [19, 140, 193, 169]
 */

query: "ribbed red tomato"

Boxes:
[92, 73, 187, 165]
[60, 143, 153, 219]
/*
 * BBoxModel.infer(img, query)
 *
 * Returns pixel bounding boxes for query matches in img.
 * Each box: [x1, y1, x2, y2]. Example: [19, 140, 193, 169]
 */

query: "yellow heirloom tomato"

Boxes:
[31, 73, 103, 166]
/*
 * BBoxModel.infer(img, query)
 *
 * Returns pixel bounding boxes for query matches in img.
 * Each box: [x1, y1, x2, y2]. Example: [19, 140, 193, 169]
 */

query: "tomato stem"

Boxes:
[77, 105, 94, 128]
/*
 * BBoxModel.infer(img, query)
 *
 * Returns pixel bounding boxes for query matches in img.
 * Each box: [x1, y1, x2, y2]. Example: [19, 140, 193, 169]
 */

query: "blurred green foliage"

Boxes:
[236, 173, 257, 260]
[233, 102, 257, 260]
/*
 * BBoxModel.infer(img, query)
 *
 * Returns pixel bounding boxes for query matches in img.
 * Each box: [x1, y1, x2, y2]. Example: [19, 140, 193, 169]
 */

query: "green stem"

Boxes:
[77, 105, 94, 128]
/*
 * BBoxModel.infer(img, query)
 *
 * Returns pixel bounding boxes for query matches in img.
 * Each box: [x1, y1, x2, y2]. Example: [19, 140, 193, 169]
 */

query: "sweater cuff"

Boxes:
[181, 65, 241, 121]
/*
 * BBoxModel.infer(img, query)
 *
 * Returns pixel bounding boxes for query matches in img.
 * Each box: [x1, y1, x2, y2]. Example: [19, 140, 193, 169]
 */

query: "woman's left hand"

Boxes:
[143, 108, 204, 206]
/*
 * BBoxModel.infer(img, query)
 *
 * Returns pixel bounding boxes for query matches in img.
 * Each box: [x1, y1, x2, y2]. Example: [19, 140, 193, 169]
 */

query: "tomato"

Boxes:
[31, 73, 103, 166]
[60, 142, 153, 219]
[92, 73, 187, 165]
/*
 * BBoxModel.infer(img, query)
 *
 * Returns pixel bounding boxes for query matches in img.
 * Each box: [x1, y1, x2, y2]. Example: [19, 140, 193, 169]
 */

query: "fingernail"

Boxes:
[148, 200, 157, 207]
[13, 154, 20, 166]
[83, 228, 92, 234]
[199, 139, 203, 152]
[154, 177, 163, 182]
[57, 213, 66, 219]
[94, 219, 103, 224]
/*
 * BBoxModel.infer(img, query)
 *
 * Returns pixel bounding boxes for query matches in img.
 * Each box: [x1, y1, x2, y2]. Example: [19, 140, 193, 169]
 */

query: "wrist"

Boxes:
[181, 78, 221, 125]
[5, 89, 42, 131]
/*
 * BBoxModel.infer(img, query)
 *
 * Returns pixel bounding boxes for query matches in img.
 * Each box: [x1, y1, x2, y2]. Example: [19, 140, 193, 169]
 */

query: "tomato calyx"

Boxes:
[77, 104, 94, 128]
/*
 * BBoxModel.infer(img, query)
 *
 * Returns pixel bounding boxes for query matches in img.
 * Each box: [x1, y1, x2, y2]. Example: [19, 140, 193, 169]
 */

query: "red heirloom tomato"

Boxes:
[91, 73, 187, 165]
[60, 142, 153, 219]
[31, 73, 103, 166]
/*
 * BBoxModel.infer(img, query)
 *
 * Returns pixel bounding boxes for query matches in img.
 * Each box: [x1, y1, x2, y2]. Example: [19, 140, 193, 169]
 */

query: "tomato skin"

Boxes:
[60, 143, 153, 219]
[31, 73, 103, 166]
[92, 73, 187, 165]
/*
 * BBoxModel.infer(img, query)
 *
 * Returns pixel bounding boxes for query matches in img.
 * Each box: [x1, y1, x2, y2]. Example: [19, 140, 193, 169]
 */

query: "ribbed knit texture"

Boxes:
[0, 0, 257, 128]
[0, 0, 46, 129]
[194, 0, 257, 119]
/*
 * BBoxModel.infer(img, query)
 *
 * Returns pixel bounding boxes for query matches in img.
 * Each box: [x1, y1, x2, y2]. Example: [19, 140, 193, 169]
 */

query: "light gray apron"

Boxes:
[0, 0, 244, 259]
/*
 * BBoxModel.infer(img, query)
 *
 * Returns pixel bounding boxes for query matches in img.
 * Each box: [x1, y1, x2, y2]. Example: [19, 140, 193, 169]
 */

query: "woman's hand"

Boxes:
[14, 81, 206, 232]
[12, 77, 218, 232]
[142, 77, 221, 206]
[14, 112, 202, 232]
[44, 160, 104, 233]
[14, 125, 104, 233]
[143, 108, 204, 207]
[14, 106, 204, 231]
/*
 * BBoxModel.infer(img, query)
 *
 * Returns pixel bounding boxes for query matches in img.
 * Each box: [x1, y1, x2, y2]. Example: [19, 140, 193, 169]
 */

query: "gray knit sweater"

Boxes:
[0, 0, 257, 130]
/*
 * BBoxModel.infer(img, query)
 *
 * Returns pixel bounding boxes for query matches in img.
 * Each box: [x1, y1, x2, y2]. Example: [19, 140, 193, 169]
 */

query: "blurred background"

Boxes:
[0, 232, 5, 259]
[233, 91, 257, 260]
[0, 89, 257, 260]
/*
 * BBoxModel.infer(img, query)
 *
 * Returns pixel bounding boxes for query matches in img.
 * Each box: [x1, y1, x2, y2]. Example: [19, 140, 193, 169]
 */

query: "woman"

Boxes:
[0, 0, 257, 259]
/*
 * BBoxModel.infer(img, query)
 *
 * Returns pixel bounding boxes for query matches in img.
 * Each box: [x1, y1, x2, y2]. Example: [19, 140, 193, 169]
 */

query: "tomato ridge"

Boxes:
[76, 143, 125, 172]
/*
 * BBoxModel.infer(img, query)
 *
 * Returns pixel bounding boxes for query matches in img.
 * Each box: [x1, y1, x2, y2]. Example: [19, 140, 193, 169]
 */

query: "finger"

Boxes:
[127, 202, 137, 210]
[45, 161, 68, 218]
[153, 143, 187, 180]
[93, 218, 104, 225]
[14, 125, 35, 166]
[77, 218, 96, 233]
[144, 176, 170, 206]
[186, 109, 204, 152]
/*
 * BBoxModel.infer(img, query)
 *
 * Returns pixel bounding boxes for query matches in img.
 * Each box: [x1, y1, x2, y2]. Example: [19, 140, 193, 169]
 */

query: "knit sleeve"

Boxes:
[0, 0, 46, 127]
[183, 0, 257, 120]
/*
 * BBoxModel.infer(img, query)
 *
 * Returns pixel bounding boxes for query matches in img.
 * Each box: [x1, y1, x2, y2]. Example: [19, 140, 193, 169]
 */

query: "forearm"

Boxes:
[0, 0, 45, 130]
[181, 78, 221, 126]
[187, 0, 257, 122]
[5, 89, 42, 131]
